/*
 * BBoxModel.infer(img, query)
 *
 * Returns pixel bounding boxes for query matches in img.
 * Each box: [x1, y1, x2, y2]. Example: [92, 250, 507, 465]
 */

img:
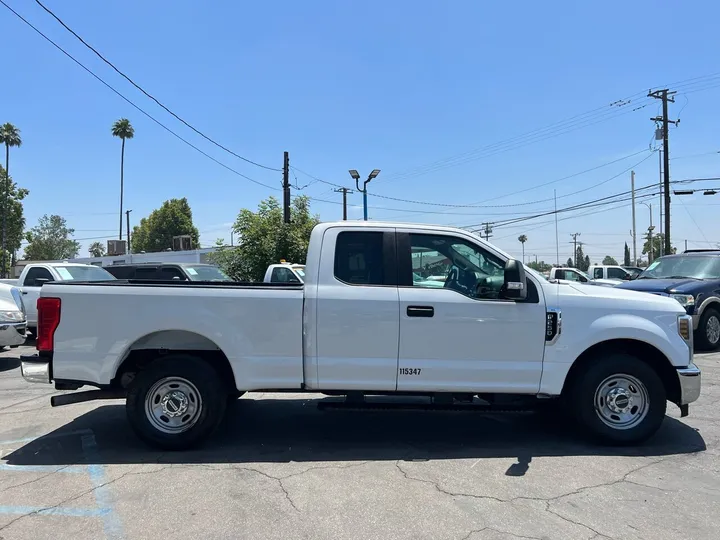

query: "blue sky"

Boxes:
[2, 0, 719, 264]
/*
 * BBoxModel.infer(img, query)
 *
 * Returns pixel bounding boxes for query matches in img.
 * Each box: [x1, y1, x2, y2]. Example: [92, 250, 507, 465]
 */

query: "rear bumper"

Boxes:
[20, 354, 51, 384]
[0, 322, 26, 347]
[677, 362, 701, 406]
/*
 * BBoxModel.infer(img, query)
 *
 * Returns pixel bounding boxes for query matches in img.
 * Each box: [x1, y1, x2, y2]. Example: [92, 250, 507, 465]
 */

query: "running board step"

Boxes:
[316, 400, 535, 413]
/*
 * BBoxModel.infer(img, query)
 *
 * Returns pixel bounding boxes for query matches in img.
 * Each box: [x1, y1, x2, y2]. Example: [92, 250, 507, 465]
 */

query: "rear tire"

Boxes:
[126, 355, 227, 450]
[568, 353, 666, 445]
[695, 308, 720, 351]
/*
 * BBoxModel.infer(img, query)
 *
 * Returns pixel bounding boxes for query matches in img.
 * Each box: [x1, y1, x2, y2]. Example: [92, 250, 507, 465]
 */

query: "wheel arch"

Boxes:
[561, 338, 680, 405]
[110, 330, 236, 394]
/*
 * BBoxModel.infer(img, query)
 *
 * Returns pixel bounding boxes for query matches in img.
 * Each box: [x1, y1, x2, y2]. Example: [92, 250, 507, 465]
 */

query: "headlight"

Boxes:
[671, 294, 695, 307]
[0, 310, 24, 323]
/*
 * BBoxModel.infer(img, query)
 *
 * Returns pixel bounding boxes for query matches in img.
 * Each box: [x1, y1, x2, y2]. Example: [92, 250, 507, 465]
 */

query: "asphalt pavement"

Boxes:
[0, 343, 718, 540]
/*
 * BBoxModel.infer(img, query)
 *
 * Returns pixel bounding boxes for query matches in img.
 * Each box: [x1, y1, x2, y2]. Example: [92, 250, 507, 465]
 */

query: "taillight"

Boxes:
[37, 297, 61, 352]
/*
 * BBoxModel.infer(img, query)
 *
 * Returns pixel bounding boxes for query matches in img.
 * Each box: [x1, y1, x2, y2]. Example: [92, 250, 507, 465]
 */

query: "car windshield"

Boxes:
[639, 256, 720, 279]
[185, 265, 232, 281]
[56, 265, 115, 281]
[293, 267, 305, 278]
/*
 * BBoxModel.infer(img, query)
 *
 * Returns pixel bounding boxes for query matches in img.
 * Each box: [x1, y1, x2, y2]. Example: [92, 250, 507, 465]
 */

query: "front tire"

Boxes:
[696, 307, 720, 351]
[126, 355, 227, 450]
[569, 353, 666, 445]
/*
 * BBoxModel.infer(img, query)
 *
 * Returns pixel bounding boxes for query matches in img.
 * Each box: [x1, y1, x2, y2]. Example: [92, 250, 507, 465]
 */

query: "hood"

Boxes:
[560, 281, 685, 313]
[616, 278, 703, 294]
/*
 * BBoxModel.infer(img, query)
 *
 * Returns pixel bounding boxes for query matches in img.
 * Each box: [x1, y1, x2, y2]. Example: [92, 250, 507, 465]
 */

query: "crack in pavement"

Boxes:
[0, 465, 71, 493]
[461, 526, 544, 540]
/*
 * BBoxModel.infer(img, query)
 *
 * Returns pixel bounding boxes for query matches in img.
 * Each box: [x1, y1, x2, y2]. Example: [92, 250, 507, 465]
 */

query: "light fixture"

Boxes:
[368, 169, 381, 180]
[704, 190, 717, 196]
[673, 190, 694, 195]
[348, 170, 360, 180]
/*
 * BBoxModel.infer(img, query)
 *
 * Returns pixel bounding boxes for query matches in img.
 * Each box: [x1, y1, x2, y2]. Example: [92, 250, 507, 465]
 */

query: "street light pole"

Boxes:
[642, 202, 654, 263]
[349, 169, 380, 221]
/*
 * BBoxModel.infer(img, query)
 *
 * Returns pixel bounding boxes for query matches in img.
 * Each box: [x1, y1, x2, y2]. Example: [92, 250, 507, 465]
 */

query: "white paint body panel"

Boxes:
[42, 221, 691, 398]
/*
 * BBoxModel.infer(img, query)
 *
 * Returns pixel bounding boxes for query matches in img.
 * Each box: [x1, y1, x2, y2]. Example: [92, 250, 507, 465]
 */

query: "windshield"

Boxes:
[639, 256, 720, 279]
[185, 265, 232, 281]
[56, 265, 115, 281]
[293, 267, 305, 278]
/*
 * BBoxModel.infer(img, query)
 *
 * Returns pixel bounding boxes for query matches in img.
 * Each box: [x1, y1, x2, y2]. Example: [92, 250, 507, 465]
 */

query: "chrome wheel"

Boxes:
[144, 377, 203, 434]
[706, 314, 720, 345]
[594, 374, 649, 430]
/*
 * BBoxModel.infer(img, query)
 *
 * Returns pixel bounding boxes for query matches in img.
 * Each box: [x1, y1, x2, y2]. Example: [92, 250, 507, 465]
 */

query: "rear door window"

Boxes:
[23, 267, 54, 287]
[158, 266, 187, 280]
[334, 232, 386, 285]
[134, 267, 159, 280]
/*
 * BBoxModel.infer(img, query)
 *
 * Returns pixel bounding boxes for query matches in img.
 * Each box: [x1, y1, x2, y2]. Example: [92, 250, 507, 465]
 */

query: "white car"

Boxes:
[263, 263, 305, 283]
[0, 283, 26, 348]
[21, 221, 699, 450]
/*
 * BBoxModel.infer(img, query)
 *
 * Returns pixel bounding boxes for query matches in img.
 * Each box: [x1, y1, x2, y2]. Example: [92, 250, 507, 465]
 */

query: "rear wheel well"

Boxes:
[112, 348, 236, 395]
[562, 339, 680, 405]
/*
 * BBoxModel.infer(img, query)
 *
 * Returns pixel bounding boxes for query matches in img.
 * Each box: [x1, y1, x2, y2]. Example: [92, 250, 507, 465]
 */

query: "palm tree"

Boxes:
[0, 123, 22, 278]
[111, 119, 134, 240]
[518, 234, 528, 264]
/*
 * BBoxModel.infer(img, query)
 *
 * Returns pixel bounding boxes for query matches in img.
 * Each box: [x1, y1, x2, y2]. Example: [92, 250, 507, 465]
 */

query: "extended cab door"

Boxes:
[395, 230, 547, 393]
[313, 227, 400, 390]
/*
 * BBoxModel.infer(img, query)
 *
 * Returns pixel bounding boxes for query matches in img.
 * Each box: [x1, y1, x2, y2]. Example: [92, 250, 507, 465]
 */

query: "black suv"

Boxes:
[104, 262, 231, 282]
[616, 250, 720, 350]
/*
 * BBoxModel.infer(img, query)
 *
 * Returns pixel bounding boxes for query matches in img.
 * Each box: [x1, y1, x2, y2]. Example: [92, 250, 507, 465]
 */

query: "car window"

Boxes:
[133, 267, 159, 280]
[334, 232, 385, 285]
[593, 268, 603, 279]
[23, 267, 54, 287]
[158, 267, 186, 280]
[271, 267, 301, 283]
[184, 265, 231, 281]
[607, 267, 627, 279]
[55, 265, 115, 281]
[408, 234, 505, 299]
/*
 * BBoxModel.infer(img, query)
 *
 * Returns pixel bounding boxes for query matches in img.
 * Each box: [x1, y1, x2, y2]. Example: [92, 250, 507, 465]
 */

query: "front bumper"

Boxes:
[20, 354, 51, 384]
[676, 362, 701, 415]
[0, 321, 26, 347]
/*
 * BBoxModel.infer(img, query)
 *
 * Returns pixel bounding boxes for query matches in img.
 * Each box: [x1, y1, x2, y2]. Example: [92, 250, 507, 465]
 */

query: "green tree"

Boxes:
[89, 241, 106, 257]
[643, 233, 675, 261]
[0, 165, 29, 269]
[131, 198, 200, 253]
[0, 123, 22, 277]
[111, 118, 134, 241]
[518, 234, 527, 263]
[566, 257, 573, 268]
[208, 195, 320, 281]
[602, 255, 618, 265]
[574, 245, 589, 271]
[584, 254, 590, 271]
[527, 260, 552, 272]
[24, 215, 80, 260]
[623, 242, 631, 266]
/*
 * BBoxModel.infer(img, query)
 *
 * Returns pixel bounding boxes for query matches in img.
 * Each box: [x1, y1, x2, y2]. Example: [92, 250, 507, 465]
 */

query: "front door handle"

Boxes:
[21, 291, 28, 295]
[407, 306, 434, 318]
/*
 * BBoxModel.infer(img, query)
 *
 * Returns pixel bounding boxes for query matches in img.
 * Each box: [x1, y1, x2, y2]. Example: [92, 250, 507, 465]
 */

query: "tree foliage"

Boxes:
[527, 260, 552, 272]
[643, 233, 675, 261]
[602, 255, 618, 265]
[24, 214, 80, 260]
[566, 257, 573, 268]
[89, 241, 106, 257]
[0, 165, 29, 263]
[208, 196, 320, 281]
[623, 242, 631, 266]
[131, 198, 200, 253]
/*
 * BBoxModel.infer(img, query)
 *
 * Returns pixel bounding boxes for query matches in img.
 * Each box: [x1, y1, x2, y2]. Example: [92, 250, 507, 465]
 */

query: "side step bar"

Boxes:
[51, 389, 126, 407]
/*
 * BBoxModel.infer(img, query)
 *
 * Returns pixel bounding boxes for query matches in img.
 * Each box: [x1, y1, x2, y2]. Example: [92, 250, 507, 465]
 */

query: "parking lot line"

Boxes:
[0, 505, 110, 517]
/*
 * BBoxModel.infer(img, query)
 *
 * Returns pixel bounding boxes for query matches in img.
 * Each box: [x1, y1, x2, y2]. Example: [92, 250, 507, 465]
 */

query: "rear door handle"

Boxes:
[407, 306, 434, 318]
[21, 291, 28, 295]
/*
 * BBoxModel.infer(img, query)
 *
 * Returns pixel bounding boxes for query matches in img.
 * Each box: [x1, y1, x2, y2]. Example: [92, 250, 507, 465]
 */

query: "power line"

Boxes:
[32, 0, 281, 172]
[0, 0, 279, 191]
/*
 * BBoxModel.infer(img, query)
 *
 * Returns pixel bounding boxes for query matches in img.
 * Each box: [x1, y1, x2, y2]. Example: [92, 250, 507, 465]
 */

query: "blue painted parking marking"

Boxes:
[0, 430, 125, 540]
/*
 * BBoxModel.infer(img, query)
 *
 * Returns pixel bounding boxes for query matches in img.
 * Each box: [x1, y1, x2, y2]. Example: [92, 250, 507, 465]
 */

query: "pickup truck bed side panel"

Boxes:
[47, 283, 304, 390]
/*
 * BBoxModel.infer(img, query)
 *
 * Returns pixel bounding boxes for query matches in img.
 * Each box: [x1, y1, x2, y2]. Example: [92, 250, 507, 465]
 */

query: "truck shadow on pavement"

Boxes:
[0, 356, 20, 372]
[3, 397, 707, 468]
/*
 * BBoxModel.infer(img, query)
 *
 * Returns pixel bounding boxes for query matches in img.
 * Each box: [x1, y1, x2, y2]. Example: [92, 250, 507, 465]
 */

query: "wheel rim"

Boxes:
[593, 374, 649, 430]
[706, 314, 720, 345]
[144, 377, 203, 434]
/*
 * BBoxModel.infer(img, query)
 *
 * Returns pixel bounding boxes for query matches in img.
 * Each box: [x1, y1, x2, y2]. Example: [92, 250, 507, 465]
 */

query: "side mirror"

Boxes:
[35, 277, 50, 287]
[502, 259, 527, 300]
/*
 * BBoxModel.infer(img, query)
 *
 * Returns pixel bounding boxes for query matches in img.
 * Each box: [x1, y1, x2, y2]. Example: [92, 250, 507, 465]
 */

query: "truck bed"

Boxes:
[42, 280, 305, 390]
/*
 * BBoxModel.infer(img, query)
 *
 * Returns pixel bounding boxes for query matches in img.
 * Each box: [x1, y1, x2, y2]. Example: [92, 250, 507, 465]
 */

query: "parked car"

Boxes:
[616, 250, 720, 350]
[20, 221, 699, 449]
[104, 262, 231, 282]
[588, 265, 634, 281]
[18, 263, 115, 336]
[623, 266, 644, 278]
[548, 267, 619, 287]
[263, 263, 305, 283]
[0, 283, 26, 348]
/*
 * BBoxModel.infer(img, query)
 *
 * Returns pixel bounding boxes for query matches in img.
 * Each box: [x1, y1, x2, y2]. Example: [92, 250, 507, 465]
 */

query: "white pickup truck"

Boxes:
[16, 263, 115, 335]
[548, 267, 620, 287]
[20, 222, 700, 450]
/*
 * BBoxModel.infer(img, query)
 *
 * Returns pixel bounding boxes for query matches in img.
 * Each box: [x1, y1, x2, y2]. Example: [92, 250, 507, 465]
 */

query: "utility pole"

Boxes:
[649, 89, 678, 254]
[282, 151, 290, 224]
[482, 222, 493, 241]
[685, 239, 688, 252]
[570, 233, 581, 267]
[334, 187, 354, 220]
[230, 230, 234, 247]
[658, 147, 663, 255]
[125, 210, 132, 254]
[554, 189, 560, 267]
[631, 170, 637, 266]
